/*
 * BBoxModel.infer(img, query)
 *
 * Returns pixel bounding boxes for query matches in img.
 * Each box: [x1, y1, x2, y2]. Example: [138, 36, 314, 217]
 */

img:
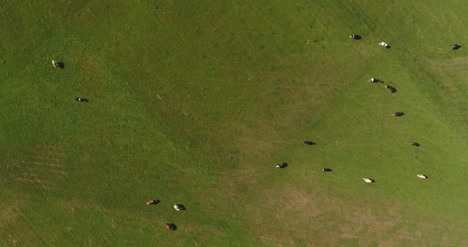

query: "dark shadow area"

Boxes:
[385, 45, 391, 49]
[452, 44, 461, 50]
[57, 62, 65, 69]
[350, 34, 362, 40]
[276, 163, 288, 168]
[393, 112, 404, 117]
[74, 97, 89, 103]
[303, 141, 316, 145]
[321, 168, 332, 172]
[385, 85, 397, 93]
[165, 223, 177, 231]
[410, 142, 420, 147]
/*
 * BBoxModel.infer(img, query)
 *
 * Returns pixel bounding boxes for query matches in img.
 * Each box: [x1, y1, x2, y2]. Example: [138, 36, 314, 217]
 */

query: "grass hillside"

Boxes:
[0, 0, 467, 246]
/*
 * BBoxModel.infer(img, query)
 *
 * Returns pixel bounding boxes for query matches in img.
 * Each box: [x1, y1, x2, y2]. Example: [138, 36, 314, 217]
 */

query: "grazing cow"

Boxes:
[74, 97, 89, 103]
[165, 223, 176, 230]
[417, 174, 428, 179]
[322, 168, 332, 172]
[379, 42, 389, 48]
[276, 163, 287, 168]
[362, 178, 374, 183]
[409, 142, 420, 146]
[350, 34, 361, 40]
[173, 204, 186, 211]
[385, 85, 397, 93]
[369, 78, 380, 83]
[393, 112, 404, 116]
[304, 141, 316, 145]
[52, 60, 59, 68]
[146, 200, 158, 205]
[452, 44, 461, 50]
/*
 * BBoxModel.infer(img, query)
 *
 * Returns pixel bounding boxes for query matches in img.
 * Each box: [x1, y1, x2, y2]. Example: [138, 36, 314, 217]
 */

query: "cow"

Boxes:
[452, 44, 461, 50]
[173, 204, 186, 211]
[165, 223, 176, 230]
[417, 174, 428, 179]
[409, 142, 420, 146]
[385, 85, 397, 93]
[369, 78, 381, 83]
[52, 60, 64, 68]
[276, 163, 287, 168]
[74, 97, 89, 103]
[379, 42, 389, 48]
[393, 112, 404, 116]
[362, 178, 374, 183]
[146, 200, 160, 205]
[349, 34, 361, 40]
[322, 168, 332, 172]
[304, 141, 316, 145]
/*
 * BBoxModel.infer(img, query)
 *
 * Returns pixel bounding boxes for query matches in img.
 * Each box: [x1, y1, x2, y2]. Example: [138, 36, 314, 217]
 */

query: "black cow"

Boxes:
[304, 141, 316, 145]
[321, 168, 332, 172]
[410, 142, 420, 146]
[385, 85, 397, 93]
[165, 223, 177, 231]
[452, 44, 461, 50]
[74, 97, 89, 103]
[393, 112, 404, 116]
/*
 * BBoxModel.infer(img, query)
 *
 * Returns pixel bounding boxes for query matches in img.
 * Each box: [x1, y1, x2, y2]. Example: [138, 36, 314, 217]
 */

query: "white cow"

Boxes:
[379, 42, 389, 47]
[52, 60, 59, 68]
[417, 174, 428, 179]
[173, 204, 182, 211]
[362, 178, 374, 183]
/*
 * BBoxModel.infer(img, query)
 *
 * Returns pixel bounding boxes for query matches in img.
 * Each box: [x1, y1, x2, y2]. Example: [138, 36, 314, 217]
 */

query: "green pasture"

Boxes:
[0, 0, 467, 246]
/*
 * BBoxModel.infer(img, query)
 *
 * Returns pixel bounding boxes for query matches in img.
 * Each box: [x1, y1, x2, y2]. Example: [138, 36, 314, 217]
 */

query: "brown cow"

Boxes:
[146, 200, 160, 205]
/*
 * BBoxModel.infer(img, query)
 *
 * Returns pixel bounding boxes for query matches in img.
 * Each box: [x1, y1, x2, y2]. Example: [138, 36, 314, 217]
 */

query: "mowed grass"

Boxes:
[0, 0, 467, 246]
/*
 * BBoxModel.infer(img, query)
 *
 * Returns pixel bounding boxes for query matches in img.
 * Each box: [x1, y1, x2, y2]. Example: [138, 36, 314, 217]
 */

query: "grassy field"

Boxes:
[1, 0, 467, 246]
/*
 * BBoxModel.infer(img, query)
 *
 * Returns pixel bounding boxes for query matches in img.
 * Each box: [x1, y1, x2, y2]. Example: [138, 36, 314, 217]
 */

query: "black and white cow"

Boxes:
[276, 163, 288, 168]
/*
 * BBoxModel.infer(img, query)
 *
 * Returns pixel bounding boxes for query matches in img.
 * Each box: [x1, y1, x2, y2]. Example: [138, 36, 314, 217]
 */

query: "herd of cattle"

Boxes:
[51, 34, 460, 231]
[276, 35, 461, 184]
